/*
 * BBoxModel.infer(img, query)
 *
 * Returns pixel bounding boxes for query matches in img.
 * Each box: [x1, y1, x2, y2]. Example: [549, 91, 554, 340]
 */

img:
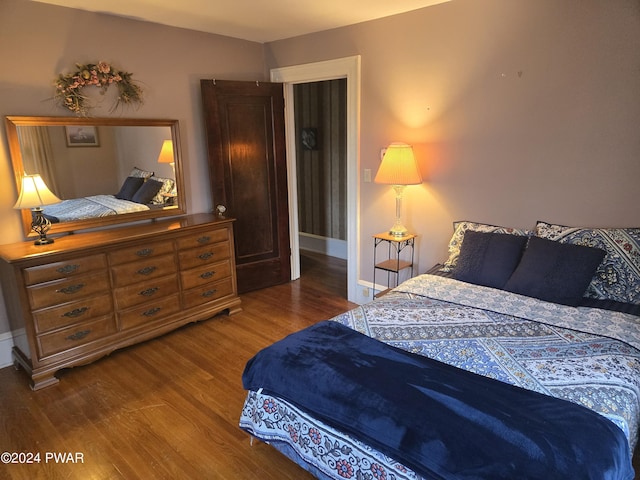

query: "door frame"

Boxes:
[271, 55, 361, 303]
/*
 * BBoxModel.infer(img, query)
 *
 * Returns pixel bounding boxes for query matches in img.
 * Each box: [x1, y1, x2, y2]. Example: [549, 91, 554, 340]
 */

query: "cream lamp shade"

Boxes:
[374, 143, 422, 186]
[14, 174, 61, 209]
[374, 143, 422, 236]
[13, 174, 62, 245]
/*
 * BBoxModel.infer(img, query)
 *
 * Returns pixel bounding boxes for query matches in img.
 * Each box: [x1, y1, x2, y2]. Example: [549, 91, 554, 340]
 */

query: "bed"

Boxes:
[42, 194, 150, 222]
[239, 221, 640, 479]
[42, 169, 175, 223]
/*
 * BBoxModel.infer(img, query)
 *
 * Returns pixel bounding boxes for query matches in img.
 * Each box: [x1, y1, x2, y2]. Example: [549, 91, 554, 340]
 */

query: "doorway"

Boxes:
[295, 79, 347, 297]
[271, 56, 361, 303]
[294, 78, 347, 255]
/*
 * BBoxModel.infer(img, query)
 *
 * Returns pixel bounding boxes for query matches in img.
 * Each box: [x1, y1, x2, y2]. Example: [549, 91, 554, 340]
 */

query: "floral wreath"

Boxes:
[54, 61, 143, 116]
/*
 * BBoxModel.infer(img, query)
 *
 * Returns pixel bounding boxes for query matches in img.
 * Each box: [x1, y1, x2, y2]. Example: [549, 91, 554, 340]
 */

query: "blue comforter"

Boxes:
[243, 320, 634, 480]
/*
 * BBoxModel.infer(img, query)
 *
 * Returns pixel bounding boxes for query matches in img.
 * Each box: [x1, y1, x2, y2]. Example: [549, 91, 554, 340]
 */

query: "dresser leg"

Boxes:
[12, 347, 60, 390]
[30, 373, 60, 391]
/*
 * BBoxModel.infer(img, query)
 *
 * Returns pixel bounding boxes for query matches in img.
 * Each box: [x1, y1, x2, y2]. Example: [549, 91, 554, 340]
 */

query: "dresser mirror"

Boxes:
[5, 116, 186, 238]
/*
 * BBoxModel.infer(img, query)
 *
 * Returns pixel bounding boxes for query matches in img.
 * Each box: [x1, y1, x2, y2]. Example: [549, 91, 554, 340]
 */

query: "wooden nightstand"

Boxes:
[373, 232, 416, 298]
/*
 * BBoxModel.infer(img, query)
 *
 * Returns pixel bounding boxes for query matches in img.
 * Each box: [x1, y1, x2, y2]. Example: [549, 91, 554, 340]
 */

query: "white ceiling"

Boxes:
[30, 0, 450, 43]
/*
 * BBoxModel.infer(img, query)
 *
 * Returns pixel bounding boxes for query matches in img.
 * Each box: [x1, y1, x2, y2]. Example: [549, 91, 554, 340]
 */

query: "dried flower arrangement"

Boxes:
[54, 61, 143, 115]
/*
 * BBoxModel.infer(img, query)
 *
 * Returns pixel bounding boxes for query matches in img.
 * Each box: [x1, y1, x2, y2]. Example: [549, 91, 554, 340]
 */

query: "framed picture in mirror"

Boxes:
[65, 125, 100, 147]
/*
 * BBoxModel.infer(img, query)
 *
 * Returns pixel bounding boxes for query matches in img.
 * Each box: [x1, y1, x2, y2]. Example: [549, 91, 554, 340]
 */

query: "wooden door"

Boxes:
[201, 79, 290, 293]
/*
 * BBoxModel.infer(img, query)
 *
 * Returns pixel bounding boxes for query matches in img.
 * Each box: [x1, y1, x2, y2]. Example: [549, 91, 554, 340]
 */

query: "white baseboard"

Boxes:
[0, 330, 16, 369]
[299, 233, 347, 259]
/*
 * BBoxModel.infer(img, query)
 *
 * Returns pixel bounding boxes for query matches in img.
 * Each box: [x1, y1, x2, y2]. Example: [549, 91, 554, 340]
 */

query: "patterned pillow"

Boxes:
[129, 166, 154, 179]
[149, 176, 175, 205]
[535, 221, 640, 305]
[441, 221, 531, 272]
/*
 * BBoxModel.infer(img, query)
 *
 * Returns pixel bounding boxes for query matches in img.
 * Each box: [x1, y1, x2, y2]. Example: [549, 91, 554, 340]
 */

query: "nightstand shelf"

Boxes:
[373, 232, 416, 298]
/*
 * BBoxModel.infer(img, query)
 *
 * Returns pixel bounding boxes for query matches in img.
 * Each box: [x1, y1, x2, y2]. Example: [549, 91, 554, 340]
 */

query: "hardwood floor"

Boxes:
[0, 251, 354, 480]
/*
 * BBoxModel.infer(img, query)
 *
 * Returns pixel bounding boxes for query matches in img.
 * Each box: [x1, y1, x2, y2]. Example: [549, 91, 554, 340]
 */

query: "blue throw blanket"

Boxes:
[242, 321, 634, 480]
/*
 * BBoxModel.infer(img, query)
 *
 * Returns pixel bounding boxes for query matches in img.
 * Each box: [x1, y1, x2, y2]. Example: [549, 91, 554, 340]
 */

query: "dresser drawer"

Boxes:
[178, 243, 231, 270]
[180, 259, 231, 290]
[114, 275, 179, 310]
[182, 277, 234, 309]
[27, 272, 111, 310]
[108, 241, 175, 266]
[176, 228, 229, 251]
[33, 294, 113, 334]
[110, 254, 177, 288]
[37, 316, 116, 358]
[118, 294, 181, 330]
[23, 254, 107, 286]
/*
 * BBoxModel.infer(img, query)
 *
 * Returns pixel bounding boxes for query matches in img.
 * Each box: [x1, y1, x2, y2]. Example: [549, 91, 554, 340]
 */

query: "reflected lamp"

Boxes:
[157, 139, 175, 177]
[14, 174, 62, 245]
[374, 143, 422, 237]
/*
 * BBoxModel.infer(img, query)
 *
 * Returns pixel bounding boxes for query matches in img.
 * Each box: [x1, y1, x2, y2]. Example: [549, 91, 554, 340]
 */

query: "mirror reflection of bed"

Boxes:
[6, 117, 186, 238]
[40, 165, 176, 224]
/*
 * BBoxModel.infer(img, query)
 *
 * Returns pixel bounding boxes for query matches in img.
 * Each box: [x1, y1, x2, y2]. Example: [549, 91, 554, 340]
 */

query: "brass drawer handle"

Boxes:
[66, 329, 91, 341]
[137, 266, 157, 276]
[197, 235, 211, 244]
[57, 264, 79, 274]
[142, 307, 161, 317]
[62, 307, 89, 318]
[57, 283, 85, 295]
[198, 252, 214, 260]
[136, 248, 153, 257]
[200, 271, 216, 279]
[139, 287, 159, 297]
[202, 289, 217, 298]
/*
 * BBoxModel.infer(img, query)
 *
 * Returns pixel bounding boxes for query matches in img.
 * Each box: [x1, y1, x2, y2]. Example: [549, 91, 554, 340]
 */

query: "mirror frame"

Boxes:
[5, 116, 186, 239]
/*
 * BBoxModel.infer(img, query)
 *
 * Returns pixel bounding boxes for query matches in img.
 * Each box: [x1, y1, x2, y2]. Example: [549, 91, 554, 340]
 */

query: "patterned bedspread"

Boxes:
[240, 274, 640, 480]
[43, 194, 149, 222]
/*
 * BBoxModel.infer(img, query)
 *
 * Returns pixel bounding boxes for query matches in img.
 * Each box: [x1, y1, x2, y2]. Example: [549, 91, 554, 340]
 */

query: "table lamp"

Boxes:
[374, 142, 422, 236]
[157, 139, 175, 177]
[14, 174, 62, 245]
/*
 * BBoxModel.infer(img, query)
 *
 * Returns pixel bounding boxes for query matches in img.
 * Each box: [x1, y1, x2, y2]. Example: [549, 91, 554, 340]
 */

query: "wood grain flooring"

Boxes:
[0, 251, 354, 480]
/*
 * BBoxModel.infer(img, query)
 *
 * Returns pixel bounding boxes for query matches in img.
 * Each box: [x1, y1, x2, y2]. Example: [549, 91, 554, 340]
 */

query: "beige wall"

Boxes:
[0, 0, 266, 334]
[265, 0, 640, 281]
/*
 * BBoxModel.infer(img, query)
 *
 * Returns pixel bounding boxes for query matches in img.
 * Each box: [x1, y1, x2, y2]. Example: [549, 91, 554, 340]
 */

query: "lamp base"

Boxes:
[31, 207, 54, 246]
[389, 223, 409, 237]
[388, 185, 409, 237]
[34, 237, 54, 246]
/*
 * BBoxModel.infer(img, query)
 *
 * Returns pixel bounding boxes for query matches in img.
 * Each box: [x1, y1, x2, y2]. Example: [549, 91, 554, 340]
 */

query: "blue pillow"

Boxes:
[504, 236, 606, 306]
[131, 178, 163, 204]
[535, 221, 640, 305]
[454, 231, 528, 289]
[115, 176, 144, 201]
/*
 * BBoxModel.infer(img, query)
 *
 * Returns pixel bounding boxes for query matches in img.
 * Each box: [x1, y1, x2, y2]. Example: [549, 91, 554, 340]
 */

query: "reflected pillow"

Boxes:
[441, 221, 531, 272]
[535, 221, 640, 305]
[115, 176, 144, 201]
[131, 178, 163, 204]
[149, 177, 175, 205]
[129, 166, 154, 179]
[454, 231, 528, 289]
[504, 236, 606, 306]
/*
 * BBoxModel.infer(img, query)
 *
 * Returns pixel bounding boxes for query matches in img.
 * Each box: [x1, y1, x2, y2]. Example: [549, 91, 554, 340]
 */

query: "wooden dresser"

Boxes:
[0, 213, 241, 390]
